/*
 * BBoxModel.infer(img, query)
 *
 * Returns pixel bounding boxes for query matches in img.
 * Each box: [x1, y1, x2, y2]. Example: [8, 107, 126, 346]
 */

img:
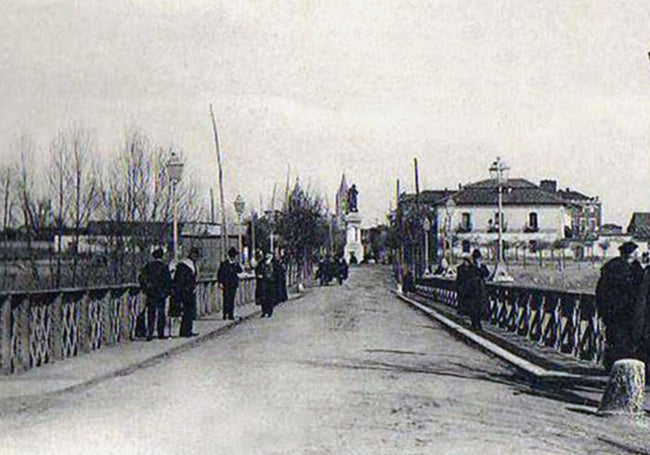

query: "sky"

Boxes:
[1, 0, 650, 227]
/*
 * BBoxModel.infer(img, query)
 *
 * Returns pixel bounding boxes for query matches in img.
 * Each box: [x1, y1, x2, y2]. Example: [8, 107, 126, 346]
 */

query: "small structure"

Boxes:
[598, 359, 646, 416]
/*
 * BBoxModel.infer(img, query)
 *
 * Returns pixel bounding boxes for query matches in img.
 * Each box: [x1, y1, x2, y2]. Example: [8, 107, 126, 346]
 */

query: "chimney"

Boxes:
[540, 180, 557, 193]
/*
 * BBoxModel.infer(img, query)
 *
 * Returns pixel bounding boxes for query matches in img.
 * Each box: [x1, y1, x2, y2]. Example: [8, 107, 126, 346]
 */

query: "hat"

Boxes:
[619, 241, 638, 256]
[471, 249, 482, 260]
[152, 248, 164, 259]
[227, 247, 238, 259]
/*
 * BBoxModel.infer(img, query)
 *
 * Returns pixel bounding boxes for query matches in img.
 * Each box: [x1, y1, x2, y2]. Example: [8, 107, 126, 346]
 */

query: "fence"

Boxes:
[416, 276, 604, 364]
[0, 275, 257, 374]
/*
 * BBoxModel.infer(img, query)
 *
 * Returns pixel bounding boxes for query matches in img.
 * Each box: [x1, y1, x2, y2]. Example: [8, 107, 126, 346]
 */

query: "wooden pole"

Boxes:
[209, 104, 228, 262]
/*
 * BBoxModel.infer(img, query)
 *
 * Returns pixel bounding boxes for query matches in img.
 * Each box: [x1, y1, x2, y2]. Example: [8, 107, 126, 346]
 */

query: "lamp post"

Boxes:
[489, 156, 514, 282]
[264, 209, 275, 254]
[444, 198, 456, 265]
[166, 152, 184, 261]
[234, 195, 245, 264]
[422, 217, 431, 275]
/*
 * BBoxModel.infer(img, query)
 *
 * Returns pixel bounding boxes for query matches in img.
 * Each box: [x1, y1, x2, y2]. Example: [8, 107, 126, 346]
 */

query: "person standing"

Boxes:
[217, 247, 243, 321]
[138, 248, 173, 341]
[596, 241, 644, 370]
[274, 253, 288, 304]
[456, 249, 490, 330]
[173, 247, 200, 337]
[337, 254, 349, 285]
[256, 252, 276, 318]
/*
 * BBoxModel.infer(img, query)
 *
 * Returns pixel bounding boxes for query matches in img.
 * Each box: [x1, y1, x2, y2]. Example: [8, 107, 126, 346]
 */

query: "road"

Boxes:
[0, 267, 648, 454]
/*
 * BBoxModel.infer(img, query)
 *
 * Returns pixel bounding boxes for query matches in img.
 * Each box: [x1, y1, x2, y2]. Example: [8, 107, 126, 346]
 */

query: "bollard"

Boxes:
[598, 359, 646, 416]
[396, 283, 403, 295]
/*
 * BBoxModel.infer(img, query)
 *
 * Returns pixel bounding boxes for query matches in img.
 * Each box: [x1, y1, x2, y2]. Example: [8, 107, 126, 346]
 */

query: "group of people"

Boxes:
[138, 246, 201, 341]
[137, 245, 289, 341]
[596, 240, 650, 371]
[315, 254, 349, 286]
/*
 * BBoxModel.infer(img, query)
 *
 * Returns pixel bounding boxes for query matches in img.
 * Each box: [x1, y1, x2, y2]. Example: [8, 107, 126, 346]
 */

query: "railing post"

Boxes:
[1, 297, 11, 374]
[50, 294, 64, 362]
[78, 293, 90, 354]
[17, 299, 30, 371]
[101, 291, 113, 347]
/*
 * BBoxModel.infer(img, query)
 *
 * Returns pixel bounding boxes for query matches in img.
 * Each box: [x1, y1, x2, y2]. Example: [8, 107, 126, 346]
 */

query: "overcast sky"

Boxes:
[1, 0, 650, 226]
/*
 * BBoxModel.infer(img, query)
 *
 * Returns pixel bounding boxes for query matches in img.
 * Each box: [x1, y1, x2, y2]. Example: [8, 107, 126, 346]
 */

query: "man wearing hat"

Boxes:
[596, 240, 645, 370]
[138, 248, 173, 340]
[173, 247, 200, 337]
[217, 247, 244, 321]
[456, 249, 490, 330]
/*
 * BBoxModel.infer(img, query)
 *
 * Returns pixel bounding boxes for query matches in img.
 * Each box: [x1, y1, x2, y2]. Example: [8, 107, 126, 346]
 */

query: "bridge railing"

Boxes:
[0, 275, 257, 374]
[416, 277, 605, 365]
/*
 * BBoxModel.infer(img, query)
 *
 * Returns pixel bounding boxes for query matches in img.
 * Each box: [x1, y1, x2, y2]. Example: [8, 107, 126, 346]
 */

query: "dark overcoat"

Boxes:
[171, 260, 197, 319]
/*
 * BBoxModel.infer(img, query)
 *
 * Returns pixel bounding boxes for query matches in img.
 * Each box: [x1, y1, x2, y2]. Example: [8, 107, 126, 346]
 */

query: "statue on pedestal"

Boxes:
[347, 184, 359, 213]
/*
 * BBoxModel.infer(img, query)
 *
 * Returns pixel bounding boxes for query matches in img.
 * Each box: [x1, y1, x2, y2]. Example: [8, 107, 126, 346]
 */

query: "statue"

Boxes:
[347, 184, 359, 213]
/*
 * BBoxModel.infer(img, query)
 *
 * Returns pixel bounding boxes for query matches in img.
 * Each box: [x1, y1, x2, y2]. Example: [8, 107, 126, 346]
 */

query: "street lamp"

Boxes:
[422, 216, 431, 274]
[167, 152, 184, 261]
[234, 194, 245, 263]
[444, 198, 456, 265]
[489, 156, 514, 282]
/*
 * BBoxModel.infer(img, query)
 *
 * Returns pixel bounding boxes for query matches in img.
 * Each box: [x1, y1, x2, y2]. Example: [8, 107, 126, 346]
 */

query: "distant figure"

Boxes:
[173, 247, 200, 337]
[596, 241, 644, 370]
[316, 256, 333, 286]
[337, 255, 349, 285]
[274, 253, 288, 304]
[402, 266, 416, 294]
[347, 184, 359, 213]
[217, 247, 243, 321]
[256, 252, 277, 318]
[138, 248, 173, 341]
[456, 249, 490, 330]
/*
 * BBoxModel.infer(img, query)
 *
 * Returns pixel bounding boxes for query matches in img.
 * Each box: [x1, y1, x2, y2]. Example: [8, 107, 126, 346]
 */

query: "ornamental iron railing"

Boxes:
[0, 275, 257, 374]
[415, 277, 604, 364]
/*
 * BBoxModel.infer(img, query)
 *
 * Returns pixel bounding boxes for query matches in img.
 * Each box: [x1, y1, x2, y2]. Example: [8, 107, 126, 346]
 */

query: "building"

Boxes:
[540, 180, 602, 240]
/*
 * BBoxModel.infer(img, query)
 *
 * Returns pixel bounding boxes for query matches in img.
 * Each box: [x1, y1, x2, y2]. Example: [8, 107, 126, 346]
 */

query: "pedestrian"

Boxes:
[274, 253, 288, 304]
[336, 254, 349, 285]
[256, 251, 277, 318]
[456, 249, 490, 330]
[173, 246, 200, 337]
[138, 248, 173, 341]
[596, 241, 644, 370]
[402, 266, 416, 294]
[217, 247, 243, 321]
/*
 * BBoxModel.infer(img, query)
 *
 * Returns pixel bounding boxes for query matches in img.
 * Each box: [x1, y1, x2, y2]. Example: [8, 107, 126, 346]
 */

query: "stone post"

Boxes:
[598, 359, 646, 416]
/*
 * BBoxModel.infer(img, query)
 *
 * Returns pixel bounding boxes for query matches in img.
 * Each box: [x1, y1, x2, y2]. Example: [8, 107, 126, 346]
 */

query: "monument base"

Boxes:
[344, 211, 364, 264]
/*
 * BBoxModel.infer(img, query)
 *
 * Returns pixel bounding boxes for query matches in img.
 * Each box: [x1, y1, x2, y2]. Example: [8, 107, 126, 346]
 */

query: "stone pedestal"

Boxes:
[598, 359, 646, 416]
[344, 212, 364, 264]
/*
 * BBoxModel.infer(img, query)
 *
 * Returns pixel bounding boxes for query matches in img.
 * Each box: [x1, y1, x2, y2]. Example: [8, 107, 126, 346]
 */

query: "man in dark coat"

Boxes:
[596, 241, 644, 370]
[274, 254, 288, 303]
[456, 249, 490, 330]
[138, 248, 173, 340]
[336, 254, 349, 285]
[173, 247, 200, 337]
[256, 252, 277, 318]
[217, 247, 243, 321]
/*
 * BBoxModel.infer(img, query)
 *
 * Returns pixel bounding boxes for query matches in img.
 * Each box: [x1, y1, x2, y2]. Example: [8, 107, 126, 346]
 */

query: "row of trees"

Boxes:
[0, 128, 200, 290]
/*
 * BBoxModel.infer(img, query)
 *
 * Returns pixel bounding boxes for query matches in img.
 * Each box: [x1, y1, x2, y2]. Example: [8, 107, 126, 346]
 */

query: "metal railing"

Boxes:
[416, 277, 604, 364]
[0, 275, 257, 374]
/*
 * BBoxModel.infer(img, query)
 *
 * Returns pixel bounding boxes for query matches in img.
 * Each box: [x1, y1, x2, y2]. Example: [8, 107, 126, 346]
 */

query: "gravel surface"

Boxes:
[0, 267, 648, 454]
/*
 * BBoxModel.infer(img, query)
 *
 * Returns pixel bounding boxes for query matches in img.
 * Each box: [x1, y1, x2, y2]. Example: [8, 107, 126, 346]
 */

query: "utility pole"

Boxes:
[209, 105, 228, 262]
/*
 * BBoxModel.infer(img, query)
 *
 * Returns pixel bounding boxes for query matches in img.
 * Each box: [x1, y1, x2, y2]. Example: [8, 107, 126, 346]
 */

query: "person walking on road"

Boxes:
[336, 254, 349, 285]
[596, 241, 645, 370]
[456, 249, 490, 331]
[256, 252, 277, 318]
[217, 247, 243, 321]
[138, 248, 173, 341]
[173, 247, 200, 337]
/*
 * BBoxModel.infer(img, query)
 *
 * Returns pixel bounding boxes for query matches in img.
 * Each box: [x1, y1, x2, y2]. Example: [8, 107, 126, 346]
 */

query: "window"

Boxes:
[525, 212, 539, 232]
[460, 212, 472, 232]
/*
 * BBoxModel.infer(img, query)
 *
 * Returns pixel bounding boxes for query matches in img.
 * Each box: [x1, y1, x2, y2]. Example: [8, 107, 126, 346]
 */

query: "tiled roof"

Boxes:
[451, 186, 565, 206]
[400, 190, 457, 205]
[556, 189, 592, 201]
[463, 178, 538, 189]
